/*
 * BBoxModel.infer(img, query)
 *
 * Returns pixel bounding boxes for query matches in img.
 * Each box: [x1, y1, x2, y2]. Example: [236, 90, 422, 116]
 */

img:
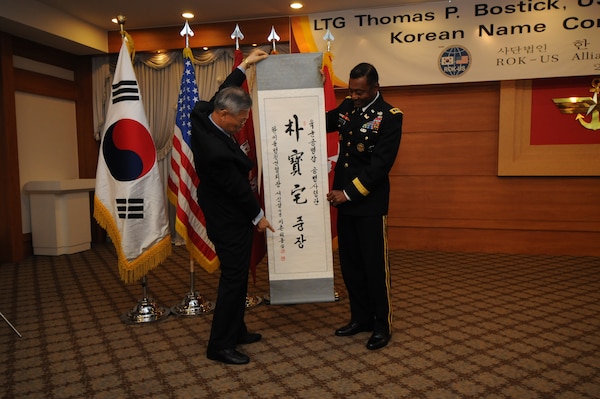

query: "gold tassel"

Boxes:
[94, 197, 171, 284]
[123, 30, 136, 62]
[174, 219, 220, 274]
[322, 51, 346, 88]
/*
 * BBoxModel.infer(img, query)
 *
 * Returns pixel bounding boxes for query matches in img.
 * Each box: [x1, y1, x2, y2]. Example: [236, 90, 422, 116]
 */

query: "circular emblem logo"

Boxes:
[438, 46, 471, 78]
[102, 118, 156, 181]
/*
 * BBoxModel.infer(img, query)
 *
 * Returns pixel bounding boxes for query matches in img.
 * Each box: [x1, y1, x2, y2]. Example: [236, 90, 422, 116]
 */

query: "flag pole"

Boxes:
[268, 26, 280, 54]
[323, 29, 341, 302]
[170, 18, 214, 316]
[121, 275, 170, 323]
[109, 15, 170, 324]
[0, 311, 22, 338]
[231, 24, 263, 309]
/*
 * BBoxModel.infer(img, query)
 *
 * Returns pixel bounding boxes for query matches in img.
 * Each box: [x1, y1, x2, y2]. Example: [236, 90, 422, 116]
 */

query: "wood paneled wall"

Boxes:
[0, 32, 22, 261]
[0, 35, 97, 262]
[338, 82, 600, 256]
[2, 27, 599, 261]
[97, 18, 600, 258]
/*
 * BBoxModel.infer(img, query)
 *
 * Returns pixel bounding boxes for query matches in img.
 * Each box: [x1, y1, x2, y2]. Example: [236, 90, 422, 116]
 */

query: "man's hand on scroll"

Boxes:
[257, 216, 275, 233]
[327, 190, 347, 207]
[243, 48, 269, 67]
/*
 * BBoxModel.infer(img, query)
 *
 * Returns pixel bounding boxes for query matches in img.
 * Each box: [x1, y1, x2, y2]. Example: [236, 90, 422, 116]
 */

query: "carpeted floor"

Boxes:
[1, 244, 599, 399]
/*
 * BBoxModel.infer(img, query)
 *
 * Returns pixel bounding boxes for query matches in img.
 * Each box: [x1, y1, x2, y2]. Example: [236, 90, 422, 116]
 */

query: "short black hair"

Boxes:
[349, 63, 379, 87]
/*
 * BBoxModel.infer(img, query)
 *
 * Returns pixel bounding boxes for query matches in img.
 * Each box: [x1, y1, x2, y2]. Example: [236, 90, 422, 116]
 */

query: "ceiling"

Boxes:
[0, 0, 433, 54]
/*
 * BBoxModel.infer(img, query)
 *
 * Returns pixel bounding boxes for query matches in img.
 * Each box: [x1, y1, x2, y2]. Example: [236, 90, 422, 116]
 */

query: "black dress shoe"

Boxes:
[366, 331, 390, 350]
[206, 348, 250, 365]
[238, 332, 262, 344]
[335, 322, 373, 336]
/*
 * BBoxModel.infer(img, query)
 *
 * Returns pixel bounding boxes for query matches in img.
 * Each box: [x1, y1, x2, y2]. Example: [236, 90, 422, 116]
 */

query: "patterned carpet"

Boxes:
[1, 244, 599, 399]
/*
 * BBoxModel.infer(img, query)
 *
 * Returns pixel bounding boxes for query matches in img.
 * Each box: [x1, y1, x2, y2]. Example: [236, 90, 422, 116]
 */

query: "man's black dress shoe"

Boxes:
[366, 331, 390, 350]
[238, 332, 262, 344]
[206, 348, 250, 365]
[335, 322, 373, 336]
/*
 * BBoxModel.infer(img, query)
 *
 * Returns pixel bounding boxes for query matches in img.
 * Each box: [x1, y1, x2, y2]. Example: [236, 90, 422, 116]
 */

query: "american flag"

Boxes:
[456, 55, 470, 65]
[167, 55, 219, 273]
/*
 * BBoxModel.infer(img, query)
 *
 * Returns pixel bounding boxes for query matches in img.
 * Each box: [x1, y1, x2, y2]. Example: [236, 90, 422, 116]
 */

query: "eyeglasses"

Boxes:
[223, 110, 249, 126]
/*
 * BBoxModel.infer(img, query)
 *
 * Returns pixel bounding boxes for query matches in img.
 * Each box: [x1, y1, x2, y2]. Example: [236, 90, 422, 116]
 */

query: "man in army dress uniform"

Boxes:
[326, 63, 403, 350]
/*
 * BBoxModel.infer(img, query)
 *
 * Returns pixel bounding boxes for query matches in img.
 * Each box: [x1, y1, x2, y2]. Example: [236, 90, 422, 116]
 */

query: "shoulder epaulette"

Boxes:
[389, 107, 403, 115]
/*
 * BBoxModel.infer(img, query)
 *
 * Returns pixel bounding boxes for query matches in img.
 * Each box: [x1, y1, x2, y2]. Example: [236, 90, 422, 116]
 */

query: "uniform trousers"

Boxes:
[337, 213, 392, 335]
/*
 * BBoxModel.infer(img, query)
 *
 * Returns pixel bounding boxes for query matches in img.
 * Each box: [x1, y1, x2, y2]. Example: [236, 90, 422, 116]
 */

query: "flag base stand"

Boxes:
[245, 293, 263, 308]
[121, 297, 170, 324]
[171, 291, 214, 316]
[171, 264, 214, 316]
[121, 276, 170, 324]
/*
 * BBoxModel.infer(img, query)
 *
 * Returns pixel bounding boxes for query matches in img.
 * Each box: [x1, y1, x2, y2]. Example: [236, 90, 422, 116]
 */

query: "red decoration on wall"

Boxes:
[530, 75, 600, 145]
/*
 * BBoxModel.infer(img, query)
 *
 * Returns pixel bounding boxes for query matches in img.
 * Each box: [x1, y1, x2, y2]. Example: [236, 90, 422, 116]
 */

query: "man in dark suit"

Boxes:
[190, 48, 274, 365]
[326, 63, 403, 350]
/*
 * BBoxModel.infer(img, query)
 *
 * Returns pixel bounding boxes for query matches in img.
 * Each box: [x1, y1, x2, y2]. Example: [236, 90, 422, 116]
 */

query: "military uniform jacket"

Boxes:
[326, 94, 403, 216]
[190, 68, 260, 230]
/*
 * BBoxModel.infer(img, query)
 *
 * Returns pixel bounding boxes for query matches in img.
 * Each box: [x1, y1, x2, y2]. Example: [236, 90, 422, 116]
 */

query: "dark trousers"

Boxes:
[206, 223, 253, 350]
[337, 214, 392, 335]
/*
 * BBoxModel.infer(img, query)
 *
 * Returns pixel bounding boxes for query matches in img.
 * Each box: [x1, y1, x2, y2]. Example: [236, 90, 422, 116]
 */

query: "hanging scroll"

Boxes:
[255, 53, 335, 305]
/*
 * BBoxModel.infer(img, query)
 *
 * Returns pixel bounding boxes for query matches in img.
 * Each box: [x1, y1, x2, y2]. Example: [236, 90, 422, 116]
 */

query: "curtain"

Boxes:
[91, 44, 288, 156]
[91, 44, 289, 240]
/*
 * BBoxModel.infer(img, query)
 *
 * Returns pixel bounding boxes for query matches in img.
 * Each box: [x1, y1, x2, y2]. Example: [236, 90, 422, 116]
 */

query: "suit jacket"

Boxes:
[190, 68, 260, 236]
[326, 93, 403, 216]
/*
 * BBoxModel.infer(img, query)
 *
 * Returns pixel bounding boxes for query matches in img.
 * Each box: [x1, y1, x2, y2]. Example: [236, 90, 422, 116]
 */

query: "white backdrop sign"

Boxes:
[292, 0, 600, 86]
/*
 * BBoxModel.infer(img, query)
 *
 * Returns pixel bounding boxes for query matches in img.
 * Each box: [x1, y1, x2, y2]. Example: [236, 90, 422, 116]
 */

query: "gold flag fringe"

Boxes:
[123, 31, 135, 61]
[322, 51, 347, 88]
[94, 196, 172, 284]
[169, 46, 222, 275]
[174, 218, 220, 274]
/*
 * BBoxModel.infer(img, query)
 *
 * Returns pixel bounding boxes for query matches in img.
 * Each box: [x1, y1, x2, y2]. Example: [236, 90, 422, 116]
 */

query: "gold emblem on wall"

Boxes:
[552, 77, 600, 131]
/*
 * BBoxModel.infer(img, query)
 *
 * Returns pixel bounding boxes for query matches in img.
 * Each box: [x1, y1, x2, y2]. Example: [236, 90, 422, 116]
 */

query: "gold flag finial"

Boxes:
[116, 15, 135, 60]
[117, 15, 127, 37]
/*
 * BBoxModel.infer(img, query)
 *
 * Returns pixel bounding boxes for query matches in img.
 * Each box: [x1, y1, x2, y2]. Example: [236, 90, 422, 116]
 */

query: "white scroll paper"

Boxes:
[255, 53, 335, 304]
